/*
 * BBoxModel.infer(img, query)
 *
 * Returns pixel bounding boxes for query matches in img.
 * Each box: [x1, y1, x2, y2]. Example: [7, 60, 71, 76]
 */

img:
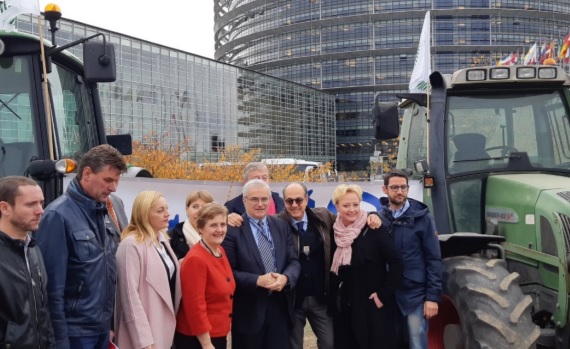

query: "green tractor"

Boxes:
[0, 5, 132, 204]
[374, 65, 570, 348]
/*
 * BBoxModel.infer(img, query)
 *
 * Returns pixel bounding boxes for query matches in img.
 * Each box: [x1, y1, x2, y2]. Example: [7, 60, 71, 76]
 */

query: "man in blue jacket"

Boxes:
[36, 145, 127, 349]
[379, 169, 442, 349]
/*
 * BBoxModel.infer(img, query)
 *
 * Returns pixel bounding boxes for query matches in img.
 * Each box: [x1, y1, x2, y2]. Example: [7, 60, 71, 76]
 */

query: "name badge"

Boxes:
[303, 245, 310, 256]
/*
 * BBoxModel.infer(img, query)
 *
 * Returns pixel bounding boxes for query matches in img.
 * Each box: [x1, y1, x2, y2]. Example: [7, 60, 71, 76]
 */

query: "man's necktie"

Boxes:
[106, 197, 120, 230]
[256, 220, 276, 273]
[296, 221, 305, 235]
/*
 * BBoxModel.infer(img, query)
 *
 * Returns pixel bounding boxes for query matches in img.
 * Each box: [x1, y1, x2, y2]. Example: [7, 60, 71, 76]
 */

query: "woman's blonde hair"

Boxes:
[122, 190, 168, 243]
[331, 184, 363, 206]
[185, 190, 214, 208]
[196, 203, 228, 230]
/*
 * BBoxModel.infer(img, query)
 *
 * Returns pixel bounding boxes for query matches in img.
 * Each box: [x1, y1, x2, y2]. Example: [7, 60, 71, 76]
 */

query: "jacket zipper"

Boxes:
[33, 262, 44, 349]
[70, 282, 83, 313]
[25, 250, 41, 348]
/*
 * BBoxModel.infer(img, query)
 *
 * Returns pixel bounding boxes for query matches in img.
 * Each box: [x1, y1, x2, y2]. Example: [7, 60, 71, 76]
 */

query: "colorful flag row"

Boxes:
[498, 35, 570, 66]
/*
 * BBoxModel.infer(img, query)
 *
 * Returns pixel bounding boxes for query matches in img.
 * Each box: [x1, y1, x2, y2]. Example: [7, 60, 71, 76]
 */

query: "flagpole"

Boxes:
[37, 13, 54, 160]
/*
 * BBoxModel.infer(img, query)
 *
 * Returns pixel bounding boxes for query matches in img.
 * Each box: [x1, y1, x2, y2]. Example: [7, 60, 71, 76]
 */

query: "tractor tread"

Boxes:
[438, 256, 539, 349]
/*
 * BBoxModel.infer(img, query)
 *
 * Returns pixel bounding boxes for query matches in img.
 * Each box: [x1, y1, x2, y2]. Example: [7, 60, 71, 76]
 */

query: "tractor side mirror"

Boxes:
[373, 97, 399, 140]
[107, 134, 133, 155]
[83, 42, 116, 82]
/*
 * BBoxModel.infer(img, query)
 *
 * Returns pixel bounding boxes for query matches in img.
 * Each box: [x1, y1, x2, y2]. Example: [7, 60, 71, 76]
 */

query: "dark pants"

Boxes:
[174, 332, 227, 349]
[232, 295, 291, 349]
[290, 296, 334, 349]
[68, 333, 109, 349]
[333, 295, 397, 349]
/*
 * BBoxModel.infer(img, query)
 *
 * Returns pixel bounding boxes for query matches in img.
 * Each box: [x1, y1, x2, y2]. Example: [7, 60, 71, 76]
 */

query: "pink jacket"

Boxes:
[115, 235, 181, 349]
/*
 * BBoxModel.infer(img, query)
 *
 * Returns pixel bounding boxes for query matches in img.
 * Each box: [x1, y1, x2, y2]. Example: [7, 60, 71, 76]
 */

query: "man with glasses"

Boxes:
[379, 170, 442, 349]
[280, 182, 384, 349]
[225, 162, 285, 215]
[223, 179, 300, 349]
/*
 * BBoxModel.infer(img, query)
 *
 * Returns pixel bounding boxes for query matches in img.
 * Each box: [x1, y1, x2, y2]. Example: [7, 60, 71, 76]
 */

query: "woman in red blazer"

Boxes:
[175, 203, 236, 349]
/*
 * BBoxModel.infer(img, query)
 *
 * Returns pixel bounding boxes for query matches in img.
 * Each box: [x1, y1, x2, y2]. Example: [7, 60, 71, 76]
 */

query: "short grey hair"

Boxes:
[244, 162, 269, 181]
[242, 179, 270, 197]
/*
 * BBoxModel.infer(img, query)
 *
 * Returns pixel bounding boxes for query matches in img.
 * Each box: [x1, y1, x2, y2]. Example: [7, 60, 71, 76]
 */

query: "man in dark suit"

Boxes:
[224, 162, 285, 215]
[222, 179, 300, 349]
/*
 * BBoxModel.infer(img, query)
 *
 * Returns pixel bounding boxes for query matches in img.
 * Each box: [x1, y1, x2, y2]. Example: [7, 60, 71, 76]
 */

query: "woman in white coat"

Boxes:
[115, 190, 181, 349]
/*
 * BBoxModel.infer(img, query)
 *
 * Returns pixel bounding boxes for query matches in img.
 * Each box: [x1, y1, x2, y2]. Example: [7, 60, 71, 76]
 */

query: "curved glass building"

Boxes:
[215, 0, 570, 171]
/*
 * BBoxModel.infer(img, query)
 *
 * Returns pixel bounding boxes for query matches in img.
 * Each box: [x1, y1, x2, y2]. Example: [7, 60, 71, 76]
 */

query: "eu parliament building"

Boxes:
[214, 0, 570, 171]
[15, 15, 336, 164]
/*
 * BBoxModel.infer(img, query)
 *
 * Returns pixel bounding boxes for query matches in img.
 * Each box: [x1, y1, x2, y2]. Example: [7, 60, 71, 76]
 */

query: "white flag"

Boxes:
[409, 11, 431, 93]
[523, 43, 537, 65]
[0, 0, 40, 31]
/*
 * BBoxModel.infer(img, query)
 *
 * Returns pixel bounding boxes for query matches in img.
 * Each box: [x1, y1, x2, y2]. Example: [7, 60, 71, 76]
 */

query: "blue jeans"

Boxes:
[68, 333, 109, 349]
[403, 302, 429, 349]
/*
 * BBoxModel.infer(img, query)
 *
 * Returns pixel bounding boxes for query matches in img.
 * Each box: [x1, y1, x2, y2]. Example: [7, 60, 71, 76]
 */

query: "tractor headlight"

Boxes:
[490, 68, 509, 80]
[516, 67, 536, 79]
[538, 67, 557, 79]
[467, 69, 486, 81]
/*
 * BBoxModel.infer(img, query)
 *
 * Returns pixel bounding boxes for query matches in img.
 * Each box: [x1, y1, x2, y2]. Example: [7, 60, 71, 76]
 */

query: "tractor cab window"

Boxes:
[0, 56, 38, 177]
[447, 91, 570, 175]
[48, 62, 99, 160]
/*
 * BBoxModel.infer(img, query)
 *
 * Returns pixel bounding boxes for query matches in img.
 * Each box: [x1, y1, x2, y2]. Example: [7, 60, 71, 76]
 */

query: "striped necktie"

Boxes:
[255, 220, 276, 273]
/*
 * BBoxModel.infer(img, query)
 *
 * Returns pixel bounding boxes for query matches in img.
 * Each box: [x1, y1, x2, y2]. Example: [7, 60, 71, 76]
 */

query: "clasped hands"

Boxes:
[257, 272, 288, 292]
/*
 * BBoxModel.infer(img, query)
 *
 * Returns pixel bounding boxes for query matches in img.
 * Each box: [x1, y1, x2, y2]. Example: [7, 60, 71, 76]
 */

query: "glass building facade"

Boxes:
[214, 0, 570, 171]
[15, 15, 336, 163]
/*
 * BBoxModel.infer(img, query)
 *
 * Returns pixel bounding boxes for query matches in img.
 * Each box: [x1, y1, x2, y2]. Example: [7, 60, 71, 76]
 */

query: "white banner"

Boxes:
[110, 178, 424, 228]
[0, 0, 40, 31]
[409, 11, 431, 93]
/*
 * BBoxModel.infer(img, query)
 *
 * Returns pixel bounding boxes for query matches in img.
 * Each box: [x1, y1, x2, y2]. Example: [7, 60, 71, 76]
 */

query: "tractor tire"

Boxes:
[428, 256, 540, 349]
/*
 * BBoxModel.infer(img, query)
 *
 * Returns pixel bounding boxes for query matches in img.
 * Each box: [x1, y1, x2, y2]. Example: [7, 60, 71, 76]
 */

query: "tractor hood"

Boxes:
[486, 173, 570, 225]
[486, 173, 570, 256]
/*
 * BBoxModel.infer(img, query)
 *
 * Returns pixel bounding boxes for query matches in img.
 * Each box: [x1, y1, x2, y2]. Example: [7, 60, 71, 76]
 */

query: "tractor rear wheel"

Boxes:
[428, 256, 540, 349]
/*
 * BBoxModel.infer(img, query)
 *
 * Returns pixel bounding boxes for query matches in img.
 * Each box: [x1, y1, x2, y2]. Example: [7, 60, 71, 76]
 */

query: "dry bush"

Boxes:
[127, 133, 333, 182]
[125, 131, 191, 179]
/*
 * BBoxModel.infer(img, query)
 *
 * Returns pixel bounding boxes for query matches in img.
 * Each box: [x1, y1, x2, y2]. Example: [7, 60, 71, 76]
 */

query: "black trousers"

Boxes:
[174, 331, 227, 349]
[231, 294, 291, 349]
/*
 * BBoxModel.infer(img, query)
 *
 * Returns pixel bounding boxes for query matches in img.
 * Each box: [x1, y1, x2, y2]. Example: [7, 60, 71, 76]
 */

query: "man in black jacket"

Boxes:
[0, 176, 54, 348]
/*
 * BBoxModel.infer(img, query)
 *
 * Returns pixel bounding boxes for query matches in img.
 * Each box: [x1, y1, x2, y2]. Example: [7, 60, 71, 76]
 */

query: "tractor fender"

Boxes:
[438, 232, 505, 259]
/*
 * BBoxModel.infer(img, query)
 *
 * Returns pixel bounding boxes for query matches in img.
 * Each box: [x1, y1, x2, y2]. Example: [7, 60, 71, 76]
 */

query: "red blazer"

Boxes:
[176, 243, 236, 338]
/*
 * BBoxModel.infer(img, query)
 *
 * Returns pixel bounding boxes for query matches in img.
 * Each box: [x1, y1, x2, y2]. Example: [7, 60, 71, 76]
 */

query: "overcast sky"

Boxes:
[38, 1, 216, 59]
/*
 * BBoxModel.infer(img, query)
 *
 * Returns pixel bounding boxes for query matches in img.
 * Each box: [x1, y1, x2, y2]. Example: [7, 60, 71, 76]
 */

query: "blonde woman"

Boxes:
[330, 184, 403, 349]
[115, 191, 181, 349]
[168, 190, 214, 259]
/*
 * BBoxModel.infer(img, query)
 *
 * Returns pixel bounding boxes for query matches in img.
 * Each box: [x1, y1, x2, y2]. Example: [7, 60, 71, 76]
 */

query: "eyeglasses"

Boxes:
[245, 197, 270, 204]
[387, 185, 409, 192]
[285, 197, 305, 206]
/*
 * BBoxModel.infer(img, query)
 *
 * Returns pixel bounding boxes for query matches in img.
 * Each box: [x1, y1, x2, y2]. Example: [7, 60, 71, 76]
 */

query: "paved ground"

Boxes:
[228, 324, 318, 348]
[304, 325, 317, 348]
